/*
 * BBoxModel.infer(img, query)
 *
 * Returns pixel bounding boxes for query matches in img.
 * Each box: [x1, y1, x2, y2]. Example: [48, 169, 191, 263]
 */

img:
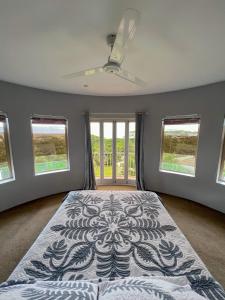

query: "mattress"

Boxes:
[1, 190, 225, 299]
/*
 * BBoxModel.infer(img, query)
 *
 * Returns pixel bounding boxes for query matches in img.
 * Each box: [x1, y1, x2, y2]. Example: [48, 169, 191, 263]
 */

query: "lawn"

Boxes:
[93, 165, 111, 178]
[161, 153, 195, 175]
[161, 162, 194, 175]
[0, 164, 11, 180]
[1, 156, 224, 181]
[93, 165, 135, 179]
[35, 160, 68, 174]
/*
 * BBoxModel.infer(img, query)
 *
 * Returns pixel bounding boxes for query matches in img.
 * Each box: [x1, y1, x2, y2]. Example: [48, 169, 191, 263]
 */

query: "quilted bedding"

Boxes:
[1, 190, 224, 299]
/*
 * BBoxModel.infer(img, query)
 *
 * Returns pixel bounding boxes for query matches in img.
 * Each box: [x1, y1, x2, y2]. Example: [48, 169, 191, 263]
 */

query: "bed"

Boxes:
[0, 190, 224, 299]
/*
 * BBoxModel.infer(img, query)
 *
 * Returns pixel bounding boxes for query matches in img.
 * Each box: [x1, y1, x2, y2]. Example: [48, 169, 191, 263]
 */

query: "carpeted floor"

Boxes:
[0, 186, 224, 288]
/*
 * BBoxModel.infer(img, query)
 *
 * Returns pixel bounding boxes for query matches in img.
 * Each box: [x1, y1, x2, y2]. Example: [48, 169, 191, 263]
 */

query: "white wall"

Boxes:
[0, 81, 225, 213]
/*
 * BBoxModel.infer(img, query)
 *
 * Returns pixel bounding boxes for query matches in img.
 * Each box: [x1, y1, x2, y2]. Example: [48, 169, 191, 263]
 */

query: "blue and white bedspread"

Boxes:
[1, 191, 224, 299]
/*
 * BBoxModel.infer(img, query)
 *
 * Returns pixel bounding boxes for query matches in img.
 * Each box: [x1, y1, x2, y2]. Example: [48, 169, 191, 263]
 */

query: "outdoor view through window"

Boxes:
[160, 117, 200, 176]
[31, 118, 69, 175]
[218, 119, 225, 183]
[0, 115, 13, 181]
[90, 121, 135, 183]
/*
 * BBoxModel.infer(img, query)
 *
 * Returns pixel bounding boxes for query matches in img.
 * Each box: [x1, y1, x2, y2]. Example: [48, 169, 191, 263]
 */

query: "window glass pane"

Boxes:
[116, 122, 125, 179]
[90, 122, 100, 179]
[0, 117, 13, 181]
[218, 120, 225, 183]
[103, 122, 113, 179]
[32, 118, 69, 175]
[160, 117, 200, 175]
[128, 122, 136, 179]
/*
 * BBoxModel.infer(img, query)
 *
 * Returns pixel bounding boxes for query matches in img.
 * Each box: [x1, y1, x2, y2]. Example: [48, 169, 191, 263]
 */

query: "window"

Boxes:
[160, 116, 200, 176]
[217, 119, 225, 183]
[0, 114, 14, 182]
[31, 117, 69, 175]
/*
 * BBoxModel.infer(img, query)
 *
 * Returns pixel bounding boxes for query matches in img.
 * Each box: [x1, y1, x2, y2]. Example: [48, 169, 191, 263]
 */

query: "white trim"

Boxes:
[217, 180, 225, 186]
[30, 115, 70, 176]
[0, 114, 15, 183]
[35, 169, 70, 176]
[112, 121, 116, 184]
[124, 121, 129, 183]
[159, 169, 195, 178]
[159, 114, 201, 177]
[90, 113, 135, 122]
[216, 118, 225, 184]
[0, 177, 15, 185]
[90, 117, 136, 185]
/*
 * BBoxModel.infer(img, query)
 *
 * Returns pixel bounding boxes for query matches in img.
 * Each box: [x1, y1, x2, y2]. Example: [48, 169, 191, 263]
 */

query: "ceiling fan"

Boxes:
[63, 9, 146, 87]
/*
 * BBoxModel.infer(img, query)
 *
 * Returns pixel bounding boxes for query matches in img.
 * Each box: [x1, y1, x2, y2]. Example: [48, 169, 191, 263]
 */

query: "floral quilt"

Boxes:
[5, 191, 225, 299]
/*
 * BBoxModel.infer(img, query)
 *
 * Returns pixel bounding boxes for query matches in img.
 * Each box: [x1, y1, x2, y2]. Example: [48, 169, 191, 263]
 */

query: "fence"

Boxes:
[92, 152, 135, 177]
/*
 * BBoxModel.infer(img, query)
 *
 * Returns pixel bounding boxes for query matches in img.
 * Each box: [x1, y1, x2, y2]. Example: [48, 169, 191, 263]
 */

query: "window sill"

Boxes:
[35, 169, 70, 176]
[159, 169, 195, 178]
[216, 180, 225, 186]
[0, 177, 15, 185]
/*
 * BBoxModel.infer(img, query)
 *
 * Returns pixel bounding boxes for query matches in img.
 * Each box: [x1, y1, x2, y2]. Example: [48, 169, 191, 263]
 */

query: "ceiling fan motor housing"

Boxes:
[103, 61, 121, 74]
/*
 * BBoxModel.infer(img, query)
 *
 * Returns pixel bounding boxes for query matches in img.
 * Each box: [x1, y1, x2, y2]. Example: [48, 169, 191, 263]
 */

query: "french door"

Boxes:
[90, 119, 136, 185]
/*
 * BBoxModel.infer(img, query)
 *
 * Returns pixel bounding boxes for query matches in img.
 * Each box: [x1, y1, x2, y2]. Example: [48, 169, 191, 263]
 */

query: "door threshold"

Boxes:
[97, 185, 137, 191]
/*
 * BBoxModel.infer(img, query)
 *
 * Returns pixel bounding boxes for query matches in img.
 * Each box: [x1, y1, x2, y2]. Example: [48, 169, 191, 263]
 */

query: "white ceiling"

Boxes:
[1, 0, 225, 96]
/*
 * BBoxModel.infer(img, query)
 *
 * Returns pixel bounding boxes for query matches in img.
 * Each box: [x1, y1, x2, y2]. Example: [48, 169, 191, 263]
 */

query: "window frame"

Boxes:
[30, 115, 70, 176]
[0, 112, 15, 184]
[159, 114, 201, 177]
[217, 119, 225, 185]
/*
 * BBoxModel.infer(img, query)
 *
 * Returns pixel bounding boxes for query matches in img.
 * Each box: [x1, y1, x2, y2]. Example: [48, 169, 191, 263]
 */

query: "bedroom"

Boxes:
[0, 1, 225, 299]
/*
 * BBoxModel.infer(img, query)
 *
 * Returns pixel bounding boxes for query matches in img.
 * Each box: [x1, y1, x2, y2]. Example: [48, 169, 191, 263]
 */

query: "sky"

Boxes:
[91, 122, 135, 138]
[1, 121, 198, 136]
[164, 124, 199, 132]
[32, 124, 66, 134]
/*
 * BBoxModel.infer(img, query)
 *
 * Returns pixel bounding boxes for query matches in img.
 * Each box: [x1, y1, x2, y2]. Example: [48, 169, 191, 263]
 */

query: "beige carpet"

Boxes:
[0, 187, 224, 288]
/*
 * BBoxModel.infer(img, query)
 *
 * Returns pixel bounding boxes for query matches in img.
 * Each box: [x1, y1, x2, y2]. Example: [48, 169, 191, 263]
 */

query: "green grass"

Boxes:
[93, 165, 112, 178]
[35, 160, 68, 174]
[93, 165, 135, 179]
[161, 152, 195, 175]
[161, 162, 194, 175]
[1, 155, 225, 181]
[0, 164, 11, 180]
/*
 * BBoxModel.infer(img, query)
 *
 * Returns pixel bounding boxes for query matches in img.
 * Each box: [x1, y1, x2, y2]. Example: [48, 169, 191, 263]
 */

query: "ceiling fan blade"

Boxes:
[109, 8, 140, 64]
[63, 67, 104, 79]
[115, 69, 146, 87]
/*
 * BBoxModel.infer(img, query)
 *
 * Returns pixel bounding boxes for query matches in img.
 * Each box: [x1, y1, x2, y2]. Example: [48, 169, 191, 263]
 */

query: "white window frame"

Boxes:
[159, 114, 200, 177]
[90, 114, 136, 185]
[0, 112, 15, 184]
[217, 118, 225, 185]
[31, 115, 70, 176]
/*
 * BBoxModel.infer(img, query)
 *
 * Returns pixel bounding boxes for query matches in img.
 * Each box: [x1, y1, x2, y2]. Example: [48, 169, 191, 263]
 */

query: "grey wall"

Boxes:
[0, 81, 225, 213]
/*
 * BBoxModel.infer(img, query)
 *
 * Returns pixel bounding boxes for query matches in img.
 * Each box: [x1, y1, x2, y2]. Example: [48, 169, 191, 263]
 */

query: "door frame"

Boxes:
[90, 114, 136, 186]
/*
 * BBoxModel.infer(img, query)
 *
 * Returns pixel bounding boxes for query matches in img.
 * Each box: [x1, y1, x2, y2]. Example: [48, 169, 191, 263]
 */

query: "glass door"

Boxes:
[90, 119, 136, 185]
[116, 122, 126, 181]
[103, 122, 113, 182]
